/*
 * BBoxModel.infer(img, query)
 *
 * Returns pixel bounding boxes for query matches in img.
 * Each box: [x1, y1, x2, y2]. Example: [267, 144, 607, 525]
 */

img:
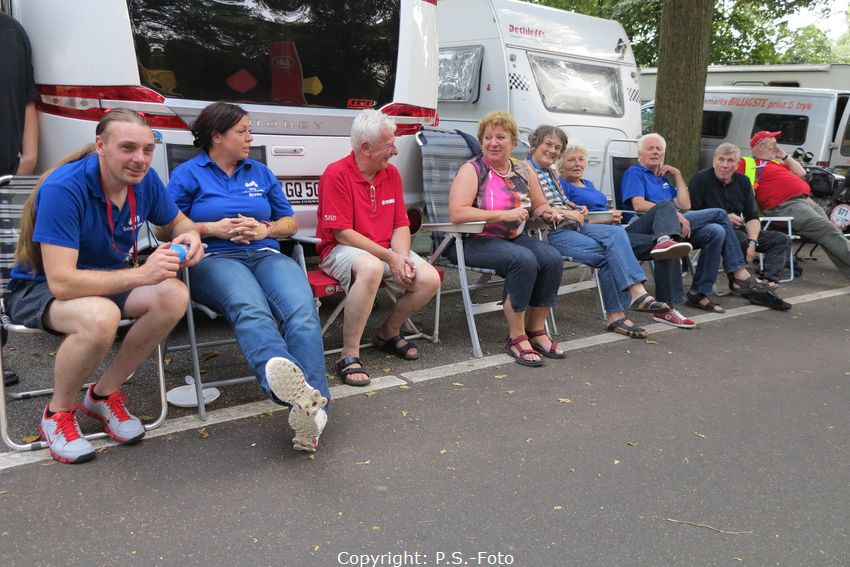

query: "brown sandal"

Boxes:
[504, 335, 544, 367]
[526, 329, 567, 359]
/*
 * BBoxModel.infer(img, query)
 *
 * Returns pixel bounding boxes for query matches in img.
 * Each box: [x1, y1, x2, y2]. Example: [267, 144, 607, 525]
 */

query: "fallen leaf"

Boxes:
[313, 545, 320, 552]
[198, 428, 209, 439]
[0, 490, 7, 495]
[645, 340, 657, 345]
[21, 434, 39, 444]
[506, 390, 515, 394]
[452, 382, 464, 387]
[625, 349, 631, 354]
[307, 454, 316, 460]
[585, 381, 592, 386]
[137, 415, 154, 421]
[401, 410, 409, 417]
[399, 384, 411, 390]
[695, 432, 707, 439]
[733, 558, 742, 562]
[163, 356, 173, 366]
[48, 351, 56, 357]
[382, 367, 391, 372]
[558, 398, 572, 404]
[613, 459, 621, 464]
[439, 449, 447, 454]
[494, 374, 507, 379]
[626, 441, 638, 447]
[250, 537, 258, 544]
[200, 351, 219, 362]
[364, 391, 376, 398]
[250, 442, 257, 447]
[526, 437, 534, 443]
[355, 459, 371, 465]
[553, 505, 563, 511]
[262, 411, 274, 417]
[372, 525, 381, 532]
[475, 399, 480, 405]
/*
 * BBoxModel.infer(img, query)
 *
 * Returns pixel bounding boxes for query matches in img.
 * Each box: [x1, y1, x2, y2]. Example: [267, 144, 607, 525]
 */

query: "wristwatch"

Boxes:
[779, 153, 789, 160]
[747, 239, 758, 246]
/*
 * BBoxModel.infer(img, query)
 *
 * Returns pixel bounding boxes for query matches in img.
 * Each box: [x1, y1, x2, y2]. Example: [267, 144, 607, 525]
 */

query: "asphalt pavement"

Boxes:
[0, 249, 848, 566]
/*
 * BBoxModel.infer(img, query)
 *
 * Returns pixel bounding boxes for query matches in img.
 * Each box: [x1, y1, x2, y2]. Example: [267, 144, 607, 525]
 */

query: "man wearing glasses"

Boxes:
[316, 110, 440, 387]
[739, 130, 850, 280]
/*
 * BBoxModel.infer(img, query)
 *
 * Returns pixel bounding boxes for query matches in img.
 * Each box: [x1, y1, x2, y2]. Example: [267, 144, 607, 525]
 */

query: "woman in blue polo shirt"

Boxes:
[167, 102, 329, 453]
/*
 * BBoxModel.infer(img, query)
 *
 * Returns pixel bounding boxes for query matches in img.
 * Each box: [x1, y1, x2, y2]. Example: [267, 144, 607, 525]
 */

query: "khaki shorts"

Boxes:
[319, 244, 427, 296]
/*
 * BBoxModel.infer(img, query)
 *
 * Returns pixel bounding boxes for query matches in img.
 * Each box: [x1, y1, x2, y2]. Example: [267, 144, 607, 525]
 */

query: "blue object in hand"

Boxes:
[170, 243, 188, 262]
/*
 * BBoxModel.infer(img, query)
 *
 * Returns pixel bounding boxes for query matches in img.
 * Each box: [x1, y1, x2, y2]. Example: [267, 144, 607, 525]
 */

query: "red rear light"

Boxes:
[381, 103, 439, 136]
[407, 208, 423, 234]
[816, 161, 829, 167]
[36, 85, 189, 129]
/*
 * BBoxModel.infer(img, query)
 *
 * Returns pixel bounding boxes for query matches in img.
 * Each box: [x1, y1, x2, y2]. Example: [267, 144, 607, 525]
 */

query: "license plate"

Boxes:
[280, 177, 320, 205]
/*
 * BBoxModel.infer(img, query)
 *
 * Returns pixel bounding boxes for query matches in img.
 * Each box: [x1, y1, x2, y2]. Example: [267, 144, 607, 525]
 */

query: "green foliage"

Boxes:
[523, 0, 833, 67]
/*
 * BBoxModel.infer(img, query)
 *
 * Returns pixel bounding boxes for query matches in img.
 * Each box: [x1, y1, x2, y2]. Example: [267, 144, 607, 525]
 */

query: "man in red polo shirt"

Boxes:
[317, 110, 440, 387]
[738, 130, 850, 279]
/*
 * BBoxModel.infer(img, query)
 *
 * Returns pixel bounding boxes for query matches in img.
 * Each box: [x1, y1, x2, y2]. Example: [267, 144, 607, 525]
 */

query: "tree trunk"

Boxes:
[654, 0, 713, 182]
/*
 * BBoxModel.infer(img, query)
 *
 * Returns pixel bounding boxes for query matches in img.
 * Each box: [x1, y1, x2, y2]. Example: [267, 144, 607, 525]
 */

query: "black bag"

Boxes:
[805, 168, 836, 199]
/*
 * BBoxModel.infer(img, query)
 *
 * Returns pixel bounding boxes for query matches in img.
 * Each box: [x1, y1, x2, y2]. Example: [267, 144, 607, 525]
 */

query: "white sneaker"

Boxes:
[290, 407, 328, 453]
[265, 357, 328, 451]
[39, 406, 95, 464]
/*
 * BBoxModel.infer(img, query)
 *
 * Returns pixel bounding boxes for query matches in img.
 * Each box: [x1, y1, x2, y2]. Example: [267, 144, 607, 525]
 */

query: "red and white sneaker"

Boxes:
[39, 406, 95, 464]
[653, 308, 697, 329]
[650, 240, 693, 260]
[80, 385, 145, 444]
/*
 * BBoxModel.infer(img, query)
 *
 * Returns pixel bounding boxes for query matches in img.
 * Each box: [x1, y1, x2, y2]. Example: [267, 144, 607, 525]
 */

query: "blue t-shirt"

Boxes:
[167, 153, 293, 253]
[620, 164, 676, 211]
[559, 178, 608, 212]
[11, 153, 179, 282]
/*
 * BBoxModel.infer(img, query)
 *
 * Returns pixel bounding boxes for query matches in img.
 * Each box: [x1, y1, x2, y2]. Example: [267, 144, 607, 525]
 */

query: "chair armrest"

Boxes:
[420, 221, 486, 234]
[759, 216, 793, 223]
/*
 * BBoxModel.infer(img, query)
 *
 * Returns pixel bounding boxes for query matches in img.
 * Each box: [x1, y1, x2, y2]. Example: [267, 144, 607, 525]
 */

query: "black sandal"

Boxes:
[606, 317, 648, 339]
[729, 273, 770, 296]
[686, 290, 725, 313]
[629, 293, 669, 313]
[335, 356, 371, 387]
[375, 334, 420, 361]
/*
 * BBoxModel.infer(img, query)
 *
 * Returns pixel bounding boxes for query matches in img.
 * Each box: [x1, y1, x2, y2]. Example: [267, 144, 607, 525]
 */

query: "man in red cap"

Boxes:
[738, 130, 850, 279]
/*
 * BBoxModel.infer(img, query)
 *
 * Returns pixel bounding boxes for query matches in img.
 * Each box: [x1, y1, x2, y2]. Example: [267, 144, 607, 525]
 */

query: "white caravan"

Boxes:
[8, 0, 439, 238]
[437, 0, 642, 201]
[641, 86, 850, 171]
[639, 64, 850, 102]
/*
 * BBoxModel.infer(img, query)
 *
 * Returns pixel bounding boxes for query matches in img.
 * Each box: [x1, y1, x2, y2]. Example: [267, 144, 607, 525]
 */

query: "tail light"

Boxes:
[381, 103, 438, 136]
[816, 160, 829, 167]
[36, 85, 189, 129]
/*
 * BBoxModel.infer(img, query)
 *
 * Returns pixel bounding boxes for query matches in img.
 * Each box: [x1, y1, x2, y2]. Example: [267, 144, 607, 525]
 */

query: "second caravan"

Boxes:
[437, 0, 642, 201]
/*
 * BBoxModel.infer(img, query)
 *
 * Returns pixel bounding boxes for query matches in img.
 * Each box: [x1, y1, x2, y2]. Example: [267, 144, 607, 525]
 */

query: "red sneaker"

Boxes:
[653, 308, 697, 329]
[650, 240, 692, 260]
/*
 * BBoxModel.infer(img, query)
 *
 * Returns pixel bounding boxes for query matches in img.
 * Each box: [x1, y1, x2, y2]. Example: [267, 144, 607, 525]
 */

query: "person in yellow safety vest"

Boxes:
[738, 130, 850, 280]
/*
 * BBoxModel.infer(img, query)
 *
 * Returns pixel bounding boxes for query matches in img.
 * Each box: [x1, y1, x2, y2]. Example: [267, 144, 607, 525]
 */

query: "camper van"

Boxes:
[436, 0, 642, 202]
[639, 64, 850, 102]
[641, 86, 850, 171]
[8, 0, 439, 238]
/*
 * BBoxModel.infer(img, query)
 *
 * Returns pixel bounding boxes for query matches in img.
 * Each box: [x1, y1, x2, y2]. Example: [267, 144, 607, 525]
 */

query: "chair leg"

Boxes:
[454, 241, 484, 358]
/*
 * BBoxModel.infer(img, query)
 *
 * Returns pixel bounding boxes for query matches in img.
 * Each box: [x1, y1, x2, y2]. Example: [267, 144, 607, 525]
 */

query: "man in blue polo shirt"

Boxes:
[621, 133, 767, 315]
[6, 108, 203, 464]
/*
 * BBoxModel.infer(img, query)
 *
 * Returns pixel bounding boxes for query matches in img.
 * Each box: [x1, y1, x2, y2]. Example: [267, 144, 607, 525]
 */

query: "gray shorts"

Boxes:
[319, 244, 427, 296]
[6, 280, 130, 334]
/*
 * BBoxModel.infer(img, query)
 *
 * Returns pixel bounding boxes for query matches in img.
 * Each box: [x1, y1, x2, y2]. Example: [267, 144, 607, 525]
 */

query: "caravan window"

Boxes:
[702, 111, 732, 138]
[438, 46, 484, 103]
[841, 120, 850, 156]
[752, 114, 808, 145]
[127, 0, 399, 109]
[527, 54, 624, 117]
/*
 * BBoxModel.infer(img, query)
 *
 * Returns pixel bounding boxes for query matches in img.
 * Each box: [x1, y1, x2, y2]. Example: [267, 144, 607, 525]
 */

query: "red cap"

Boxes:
[750, 131, 781, 148]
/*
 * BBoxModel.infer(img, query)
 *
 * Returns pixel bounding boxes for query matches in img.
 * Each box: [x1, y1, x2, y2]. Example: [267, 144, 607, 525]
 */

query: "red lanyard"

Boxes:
[100, 176, 137, 265]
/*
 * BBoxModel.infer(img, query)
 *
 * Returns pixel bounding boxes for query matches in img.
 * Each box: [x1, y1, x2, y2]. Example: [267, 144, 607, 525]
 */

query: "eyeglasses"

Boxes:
[542, 141, 563, 152]
[369, 185, 376, 213]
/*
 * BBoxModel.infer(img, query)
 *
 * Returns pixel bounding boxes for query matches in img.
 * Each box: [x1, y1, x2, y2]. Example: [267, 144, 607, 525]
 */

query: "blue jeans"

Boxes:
[188, 249, 330, 405]
[446, 234, 562, 311]
[625, 200, 685, 305]
[547, 223, 647, 313]
[683, 208, 747, 294]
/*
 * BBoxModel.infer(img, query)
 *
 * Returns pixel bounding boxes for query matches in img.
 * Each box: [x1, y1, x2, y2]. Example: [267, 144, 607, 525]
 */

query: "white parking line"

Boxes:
[1, 286, 848, 471]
